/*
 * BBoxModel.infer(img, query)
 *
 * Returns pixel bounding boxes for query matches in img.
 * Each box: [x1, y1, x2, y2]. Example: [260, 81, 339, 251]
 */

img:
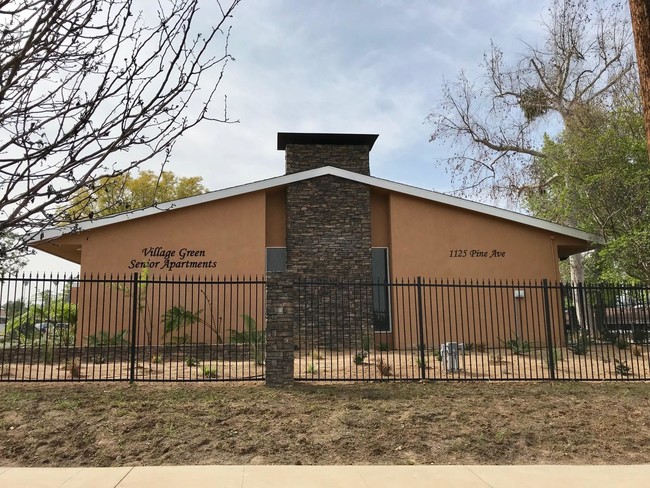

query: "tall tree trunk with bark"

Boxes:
[629, 0, 650, 151]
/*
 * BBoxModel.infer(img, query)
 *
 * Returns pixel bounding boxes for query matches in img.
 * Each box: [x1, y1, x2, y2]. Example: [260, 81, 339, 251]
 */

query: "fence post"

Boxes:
[129, 272, 139, 383]
[416, 276, 426, 380]
[542, 279, 556, 380]
[265, 272, 294, 387]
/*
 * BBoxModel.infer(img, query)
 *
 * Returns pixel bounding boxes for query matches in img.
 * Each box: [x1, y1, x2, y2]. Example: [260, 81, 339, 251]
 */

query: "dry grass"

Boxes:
[1, 381, 650, 467]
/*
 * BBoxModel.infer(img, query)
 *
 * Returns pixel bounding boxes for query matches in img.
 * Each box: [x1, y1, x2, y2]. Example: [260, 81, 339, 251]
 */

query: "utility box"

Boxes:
[441, 342, 462, 372]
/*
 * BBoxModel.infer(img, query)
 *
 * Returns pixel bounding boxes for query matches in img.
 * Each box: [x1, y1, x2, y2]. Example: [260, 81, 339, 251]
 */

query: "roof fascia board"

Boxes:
[329, 167, 600, 243]
[29, 167, 335, 243]
[30, 165, 600, 245]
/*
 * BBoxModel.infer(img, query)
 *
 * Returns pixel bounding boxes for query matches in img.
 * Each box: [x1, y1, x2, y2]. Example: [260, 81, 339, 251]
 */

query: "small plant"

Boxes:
[86, 329, 129, 347]
[614, 359, 631, 376]
[552, 348, 563, 363]
[432, 349, 442, 362]
[490, 353, 503, 364]
[632, 326, 648, 344]
[353, 351, 367, 365]
[632, 345, 643, 357]
[504, 338, 530, 355]
[92, 355, 106, 364]
[463, 342, 474, 353]
[185, 356, 200, 367]
[569, 330, 590, 355]
[66, 359, 81, 379]
[615, 338, 629, 350]
[361, 335, 371, 352]
[167, 335, 192, 346]
[376, 359, 391, 376]
[202, 366, 218, 378]
[378, 342, 389, 352]
[151, 355, 163, 364]
[162, 306, 201, 336]
[230, 314, 265, 365]
[306, 363, 317, 374]
[600, 329, 619, 344]
[39, 343, 55, 364]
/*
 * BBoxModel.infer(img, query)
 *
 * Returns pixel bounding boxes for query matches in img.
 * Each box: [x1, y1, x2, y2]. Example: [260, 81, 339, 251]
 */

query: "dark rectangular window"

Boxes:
[372, 248, 390, 332]
[266, 247, 287, 272]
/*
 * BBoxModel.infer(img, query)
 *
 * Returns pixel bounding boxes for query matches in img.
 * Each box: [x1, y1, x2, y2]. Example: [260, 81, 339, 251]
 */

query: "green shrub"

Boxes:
[162, 306, 201, 335]
[614, 359, 631, 376]
[632, 326, 648, 344]
[185, 357, 200, 367]
[505, 338, 531, 355]
[615, 338, 629, 350]
[569, 331, 590, 355]
[378, 342, 389, 352]
[353, 351, 367, 365]
[600, 329, 619, 344]
[202, 366, 218, 378]
[86, 329, 129, 347]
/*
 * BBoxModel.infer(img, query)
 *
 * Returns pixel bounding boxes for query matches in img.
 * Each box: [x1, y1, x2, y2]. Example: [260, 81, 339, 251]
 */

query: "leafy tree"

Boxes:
[0, 0, 241, 256]
[428, 0, 635, 285]
[528, 101, 650, 281]
[5, 289, 77, 344]
[68, 170, 208, 219]
[2, 299, 27, 322]
[0, 233, 27, 274]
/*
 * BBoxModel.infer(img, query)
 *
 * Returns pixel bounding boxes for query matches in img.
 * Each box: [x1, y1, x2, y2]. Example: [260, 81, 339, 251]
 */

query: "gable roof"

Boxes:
[29, 166, 600, 245]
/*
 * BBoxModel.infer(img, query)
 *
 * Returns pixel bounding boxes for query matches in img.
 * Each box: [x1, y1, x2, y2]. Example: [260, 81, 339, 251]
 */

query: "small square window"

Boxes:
[266, 248, 287, 272]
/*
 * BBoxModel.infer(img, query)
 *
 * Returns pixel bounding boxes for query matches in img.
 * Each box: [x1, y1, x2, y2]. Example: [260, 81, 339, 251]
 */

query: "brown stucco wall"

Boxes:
[78, 191, 266, 277]
[388, 192, 562, 281]
[66, 191, 267, 348]
[370, 190, 390, 248]
[382, 192, 569, 349]
[265, 188, 287, 248]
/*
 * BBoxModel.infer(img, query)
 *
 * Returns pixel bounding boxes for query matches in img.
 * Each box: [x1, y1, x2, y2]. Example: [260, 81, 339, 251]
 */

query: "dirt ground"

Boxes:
[1, 381, 649, 467]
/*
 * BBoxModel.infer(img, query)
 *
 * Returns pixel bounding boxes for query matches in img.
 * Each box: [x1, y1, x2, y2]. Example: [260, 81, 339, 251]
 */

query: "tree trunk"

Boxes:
[570, 253, 588, 330]
[629, 0, 650, 152]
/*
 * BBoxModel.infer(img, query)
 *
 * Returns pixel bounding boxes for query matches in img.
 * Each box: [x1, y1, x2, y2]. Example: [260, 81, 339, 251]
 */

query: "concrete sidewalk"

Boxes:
[0, 465, 648, 488]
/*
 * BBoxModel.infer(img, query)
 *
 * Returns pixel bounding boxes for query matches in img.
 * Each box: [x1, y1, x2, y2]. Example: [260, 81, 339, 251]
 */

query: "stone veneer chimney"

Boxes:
[277, 132, 378, 279]
[266, 133, 379, 380]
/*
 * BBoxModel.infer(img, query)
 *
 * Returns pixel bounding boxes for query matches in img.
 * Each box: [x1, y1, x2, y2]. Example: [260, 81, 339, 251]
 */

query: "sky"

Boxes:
[25, 0, 550, 274]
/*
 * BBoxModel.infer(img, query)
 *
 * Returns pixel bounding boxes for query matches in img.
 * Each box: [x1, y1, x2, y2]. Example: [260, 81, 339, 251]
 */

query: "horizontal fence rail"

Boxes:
[294, 278, 650, 381]
[0, 274, 265, 382]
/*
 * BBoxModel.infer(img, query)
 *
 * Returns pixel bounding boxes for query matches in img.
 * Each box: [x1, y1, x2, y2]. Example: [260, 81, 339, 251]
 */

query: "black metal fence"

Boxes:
[2, 274, 649, 382]
[294, 278, 650, 381]
[0, 274, 265, 382]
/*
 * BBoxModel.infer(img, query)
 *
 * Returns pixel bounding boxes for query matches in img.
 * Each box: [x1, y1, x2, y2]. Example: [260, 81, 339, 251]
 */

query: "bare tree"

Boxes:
[629, 0, 650, 151]
[0, 0, 241, 259]
[429, 0, 635, 199]
[428, 0, 635, 288]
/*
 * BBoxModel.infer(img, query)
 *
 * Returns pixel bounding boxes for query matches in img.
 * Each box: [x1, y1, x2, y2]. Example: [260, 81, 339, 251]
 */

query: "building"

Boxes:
[31, 132, 594, 280]
[29, 133, 596, 353]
